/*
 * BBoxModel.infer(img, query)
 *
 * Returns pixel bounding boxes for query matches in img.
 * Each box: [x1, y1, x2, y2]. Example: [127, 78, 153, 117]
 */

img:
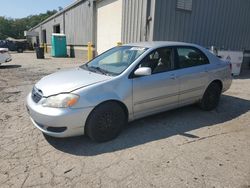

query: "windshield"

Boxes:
[80, 46, 148, 76]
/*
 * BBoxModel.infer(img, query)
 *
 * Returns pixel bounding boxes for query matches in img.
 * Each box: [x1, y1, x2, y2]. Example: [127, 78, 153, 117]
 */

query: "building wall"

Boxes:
[41, 14, 64, 45]
[153, 0, 250, 50]
[44, 45, 89, 61]
[122, 0, 151, 43]
[30, 0, 250, 54]
[30, 0, 93, 46]
[64, 1, 94, 45]
[30, 15, 64, 45]
[30, 0, 94, 59]
[31, 27, 41, 45]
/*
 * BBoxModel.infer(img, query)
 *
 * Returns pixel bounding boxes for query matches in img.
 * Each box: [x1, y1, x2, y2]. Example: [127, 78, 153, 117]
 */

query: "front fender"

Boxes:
[71, 77, 133, 118]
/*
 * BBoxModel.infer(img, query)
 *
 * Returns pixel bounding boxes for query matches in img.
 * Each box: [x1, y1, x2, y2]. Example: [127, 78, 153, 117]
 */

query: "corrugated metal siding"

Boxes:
[153, 0, 250, 50]
[122, 0, 149, 43]
[30, 27, 40, 44]
[30, 0, 93, 46]
[64, 1, 94, 45]
[40, 14, 64, 45]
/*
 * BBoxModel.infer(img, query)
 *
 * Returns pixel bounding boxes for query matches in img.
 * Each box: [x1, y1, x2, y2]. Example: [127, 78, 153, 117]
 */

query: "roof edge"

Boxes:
[29, 0, 86, 31]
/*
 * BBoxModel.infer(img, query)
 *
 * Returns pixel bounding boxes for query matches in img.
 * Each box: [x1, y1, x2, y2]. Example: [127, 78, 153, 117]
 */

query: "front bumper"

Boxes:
[26, 93, 93, 138]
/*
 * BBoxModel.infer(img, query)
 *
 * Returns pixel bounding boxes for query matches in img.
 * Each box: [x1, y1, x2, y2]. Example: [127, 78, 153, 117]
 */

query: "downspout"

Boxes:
[147, 0, 155, 42]
[92, 0, 97, 48]
[144, 0, 152, 41]
[63, 12, 66, 34]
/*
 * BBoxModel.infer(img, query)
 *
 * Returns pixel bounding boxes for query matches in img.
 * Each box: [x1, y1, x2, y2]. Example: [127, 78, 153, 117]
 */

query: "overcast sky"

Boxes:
[0, 0, 74, 18]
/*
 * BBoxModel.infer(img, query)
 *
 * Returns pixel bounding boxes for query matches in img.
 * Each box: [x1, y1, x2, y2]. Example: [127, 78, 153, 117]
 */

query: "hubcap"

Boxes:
[97, 112, 116, 132]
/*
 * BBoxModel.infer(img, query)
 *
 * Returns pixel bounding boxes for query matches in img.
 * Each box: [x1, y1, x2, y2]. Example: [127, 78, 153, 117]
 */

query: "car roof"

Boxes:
[123, 41, 219, 63]
[123, 41, 201, 49]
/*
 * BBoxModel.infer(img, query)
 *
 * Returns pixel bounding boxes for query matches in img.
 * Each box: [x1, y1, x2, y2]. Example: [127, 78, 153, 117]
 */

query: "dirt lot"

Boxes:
[0, 52, 250, 188]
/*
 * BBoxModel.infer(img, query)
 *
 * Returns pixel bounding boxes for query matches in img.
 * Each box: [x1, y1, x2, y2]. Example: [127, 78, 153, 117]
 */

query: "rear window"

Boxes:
[177, 47, 209, 68]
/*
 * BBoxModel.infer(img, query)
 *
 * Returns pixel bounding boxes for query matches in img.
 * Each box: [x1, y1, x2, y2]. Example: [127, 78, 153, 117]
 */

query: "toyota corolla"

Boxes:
[26, 42, 232, 142]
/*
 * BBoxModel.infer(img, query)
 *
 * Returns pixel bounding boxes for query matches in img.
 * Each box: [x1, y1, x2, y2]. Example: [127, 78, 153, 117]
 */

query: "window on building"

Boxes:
[176, 0, 192, 11]
[53, 24, 60, 33]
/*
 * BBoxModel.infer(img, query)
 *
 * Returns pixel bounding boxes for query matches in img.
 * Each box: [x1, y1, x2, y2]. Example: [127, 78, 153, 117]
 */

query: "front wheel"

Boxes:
[86, 102, 127, 142]
[199, 83, 222, 111]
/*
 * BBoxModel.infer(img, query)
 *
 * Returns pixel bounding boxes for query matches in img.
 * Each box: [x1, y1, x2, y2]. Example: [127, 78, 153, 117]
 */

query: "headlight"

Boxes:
[42, 94, 79, 108]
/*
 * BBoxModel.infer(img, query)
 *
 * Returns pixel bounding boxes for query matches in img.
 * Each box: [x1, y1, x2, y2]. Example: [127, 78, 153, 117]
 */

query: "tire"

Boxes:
[199, 82, 222, 111]
[17, 48, 23, 53]
[86, 102, 127, 142]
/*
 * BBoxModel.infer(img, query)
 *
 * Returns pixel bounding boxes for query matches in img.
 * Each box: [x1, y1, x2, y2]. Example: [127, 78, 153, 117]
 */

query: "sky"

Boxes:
[0, 0, 75, 19]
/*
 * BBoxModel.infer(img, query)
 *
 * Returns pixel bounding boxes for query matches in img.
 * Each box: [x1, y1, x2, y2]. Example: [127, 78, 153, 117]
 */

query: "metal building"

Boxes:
[30, 0, 250, 59]
[31, 0, 94, 58]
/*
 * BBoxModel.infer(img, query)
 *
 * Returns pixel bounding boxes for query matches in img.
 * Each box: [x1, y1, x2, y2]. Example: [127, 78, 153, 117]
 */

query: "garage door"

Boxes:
[97, 0, 122, 54]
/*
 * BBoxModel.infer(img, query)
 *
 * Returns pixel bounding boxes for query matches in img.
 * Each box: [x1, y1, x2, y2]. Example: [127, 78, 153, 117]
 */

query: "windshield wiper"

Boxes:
[81, 64, 115, 76]
[88, 66, 108, 75]
[94, 67, 108, 75]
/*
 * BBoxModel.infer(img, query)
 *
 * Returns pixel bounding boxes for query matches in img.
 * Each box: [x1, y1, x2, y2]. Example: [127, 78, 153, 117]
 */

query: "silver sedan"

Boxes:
[26, 42, 232, 142]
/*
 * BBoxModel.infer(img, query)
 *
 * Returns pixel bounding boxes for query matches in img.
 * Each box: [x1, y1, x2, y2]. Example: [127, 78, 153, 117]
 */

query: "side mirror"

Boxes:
[134, 67, 152, 76]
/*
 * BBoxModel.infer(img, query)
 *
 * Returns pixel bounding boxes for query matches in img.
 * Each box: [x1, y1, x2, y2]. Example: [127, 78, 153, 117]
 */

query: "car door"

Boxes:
[132, 47, 179, 118]
[174, 46, 210, 106]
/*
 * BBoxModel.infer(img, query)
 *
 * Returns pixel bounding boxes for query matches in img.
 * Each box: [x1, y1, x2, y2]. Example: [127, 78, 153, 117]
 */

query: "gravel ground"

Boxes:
[0, 52, 250, 188]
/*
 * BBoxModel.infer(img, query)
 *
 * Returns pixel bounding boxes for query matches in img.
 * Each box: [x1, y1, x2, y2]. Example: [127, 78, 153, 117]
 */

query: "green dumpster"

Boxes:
[51, 33, 67, 57]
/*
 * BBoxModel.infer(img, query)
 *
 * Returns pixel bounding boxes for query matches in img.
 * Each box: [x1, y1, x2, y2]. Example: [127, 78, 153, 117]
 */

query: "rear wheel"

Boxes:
[17, 48, 23, 53]
[86, 102, 127, 142]
[199, 82, 222, 111]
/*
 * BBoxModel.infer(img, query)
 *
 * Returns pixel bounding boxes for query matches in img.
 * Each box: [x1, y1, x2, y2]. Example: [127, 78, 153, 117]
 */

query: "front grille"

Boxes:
[32, 87, 43, 103]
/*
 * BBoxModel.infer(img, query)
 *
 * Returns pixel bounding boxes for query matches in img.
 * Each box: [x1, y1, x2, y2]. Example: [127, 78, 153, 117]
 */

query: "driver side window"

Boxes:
[140, 48, 174, 74]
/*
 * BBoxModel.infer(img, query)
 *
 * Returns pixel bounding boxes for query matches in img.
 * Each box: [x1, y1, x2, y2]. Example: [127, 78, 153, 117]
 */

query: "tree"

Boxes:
[0, 10, 57, 40]
[58, 6, 63, 11]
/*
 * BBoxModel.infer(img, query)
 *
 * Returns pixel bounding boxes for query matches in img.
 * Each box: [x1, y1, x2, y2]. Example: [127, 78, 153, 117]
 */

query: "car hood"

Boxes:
[35, 68, 111, 97]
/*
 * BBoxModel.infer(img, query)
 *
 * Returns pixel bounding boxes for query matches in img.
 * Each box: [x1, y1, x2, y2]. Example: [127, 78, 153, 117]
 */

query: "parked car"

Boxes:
[0, 48, 12, 65]
[7, 40, 27, 53]
[1, 38, 28, 53]
[0, 40, 9, 48]
[26, 41, 232, 142]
